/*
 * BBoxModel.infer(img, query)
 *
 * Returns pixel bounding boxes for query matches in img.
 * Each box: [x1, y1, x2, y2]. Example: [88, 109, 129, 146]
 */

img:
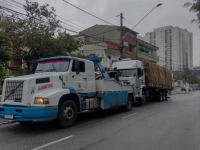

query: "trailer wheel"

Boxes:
[139, 90, 146, 105]
[165, 91, 168, 101]
[158, 91, 163, 102]
[56, 100, 77, 128]
[162, 92, 165, 101]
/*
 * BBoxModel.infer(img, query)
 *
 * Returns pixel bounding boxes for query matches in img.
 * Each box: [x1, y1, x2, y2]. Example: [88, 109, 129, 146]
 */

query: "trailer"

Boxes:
[112, 59, 173, 104]
[0, 56, 134, 128]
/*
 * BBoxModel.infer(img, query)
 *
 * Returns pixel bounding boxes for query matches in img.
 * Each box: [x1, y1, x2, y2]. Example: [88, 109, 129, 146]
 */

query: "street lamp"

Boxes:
[123, 3, 162, 39]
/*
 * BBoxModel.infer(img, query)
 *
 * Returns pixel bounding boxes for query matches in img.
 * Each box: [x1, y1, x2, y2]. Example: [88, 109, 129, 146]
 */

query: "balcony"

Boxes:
[137, 50, 159, 63]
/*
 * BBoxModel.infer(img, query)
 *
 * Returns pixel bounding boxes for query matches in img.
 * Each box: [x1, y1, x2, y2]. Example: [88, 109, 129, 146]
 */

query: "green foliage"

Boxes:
[180, 69, 200, 84]
[0, 30, 11, 65]
[0, 65, 7, 94]
[184, 0, 200, 27]
[0, 0, 82, 70]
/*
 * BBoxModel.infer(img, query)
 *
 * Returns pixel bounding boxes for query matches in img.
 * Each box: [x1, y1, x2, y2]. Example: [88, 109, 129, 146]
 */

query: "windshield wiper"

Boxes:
[46, 69, 57, 72]
[51, 63, 57, 72]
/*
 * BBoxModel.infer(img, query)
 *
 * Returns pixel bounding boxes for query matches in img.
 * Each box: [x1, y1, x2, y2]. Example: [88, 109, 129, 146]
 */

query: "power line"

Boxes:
[62, 0, 116, 26]
[0, 5, 79, 34]
[78, 16, 117, 25]
[8, 0, 120, 43]
[193, 54, 200, 61]
[123, 17, 145, 34]
[2, 0, 24, 10]
[1, 1, 120, 45]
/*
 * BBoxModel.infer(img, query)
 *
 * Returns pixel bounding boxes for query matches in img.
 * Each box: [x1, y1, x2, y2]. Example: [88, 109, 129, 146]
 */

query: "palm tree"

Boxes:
[184, 0, 200, 27]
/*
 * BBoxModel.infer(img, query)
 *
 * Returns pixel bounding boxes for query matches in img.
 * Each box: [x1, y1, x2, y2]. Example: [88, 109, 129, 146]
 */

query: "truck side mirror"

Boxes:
[74, 60, 80, 75]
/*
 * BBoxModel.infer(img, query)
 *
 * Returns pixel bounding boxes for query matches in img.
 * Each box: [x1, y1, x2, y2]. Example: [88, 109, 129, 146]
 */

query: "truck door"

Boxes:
[71, 60, 87, 93]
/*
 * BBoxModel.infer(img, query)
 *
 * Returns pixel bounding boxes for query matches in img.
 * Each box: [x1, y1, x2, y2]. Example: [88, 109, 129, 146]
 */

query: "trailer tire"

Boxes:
[56, 100, 77, 128]
[157, 91, 163, 102]
[165, 91, 168, 101]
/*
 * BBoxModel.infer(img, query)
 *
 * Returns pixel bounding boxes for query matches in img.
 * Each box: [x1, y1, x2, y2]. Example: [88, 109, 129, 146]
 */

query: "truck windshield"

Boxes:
[35, 59, 70, 73]
[119, 69, 136, 77]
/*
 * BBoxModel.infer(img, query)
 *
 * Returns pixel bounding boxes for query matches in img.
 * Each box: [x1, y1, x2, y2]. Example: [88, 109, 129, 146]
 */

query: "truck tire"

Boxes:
[139, 91, 146, 105]
[56, 100, 77, 128]
[162, 92, 166, 101]
[157, 91, 163, 102]
[125, 95, 132, 111]
[119, 95, 132, 111]
[165, 91, 168, 101]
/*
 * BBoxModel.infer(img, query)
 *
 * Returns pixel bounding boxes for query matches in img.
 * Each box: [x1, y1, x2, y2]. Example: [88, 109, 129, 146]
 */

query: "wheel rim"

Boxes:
[63, 106, 74, 121]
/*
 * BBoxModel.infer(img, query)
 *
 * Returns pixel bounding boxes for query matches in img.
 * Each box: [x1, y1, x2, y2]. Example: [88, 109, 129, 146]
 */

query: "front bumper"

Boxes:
[0, 106, 58, 121]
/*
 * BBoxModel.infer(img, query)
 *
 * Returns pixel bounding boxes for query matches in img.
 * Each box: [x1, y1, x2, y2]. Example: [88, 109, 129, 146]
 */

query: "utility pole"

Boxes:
[120, 13, 123, 60]
[186, 52, 188, 83]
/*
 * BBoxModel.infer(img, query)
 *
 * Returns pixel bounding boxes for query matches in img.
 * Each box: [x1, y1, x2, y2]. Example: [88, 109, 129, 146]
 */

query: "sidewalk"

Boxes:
[171, 88, 191, 95]
[0, 119, 13, 125]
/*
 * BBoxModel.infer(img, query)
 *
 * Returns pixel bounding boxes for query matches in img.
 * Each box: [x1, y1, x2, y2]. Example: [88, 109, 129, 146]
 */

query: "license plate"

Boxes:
[5, 115, 13, 119]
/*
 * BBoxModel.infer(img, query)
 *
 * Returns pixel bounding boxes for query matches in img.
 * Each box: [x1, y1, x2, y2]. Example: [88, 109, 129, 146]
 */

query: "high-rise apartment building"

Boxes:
[144, 26, 193, 71]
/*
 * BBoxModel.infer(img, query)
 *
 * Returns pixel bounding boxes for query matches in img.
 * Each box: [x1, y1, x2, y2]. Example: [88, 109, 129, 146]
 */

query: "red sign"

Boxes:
[38, 84, 53, 91]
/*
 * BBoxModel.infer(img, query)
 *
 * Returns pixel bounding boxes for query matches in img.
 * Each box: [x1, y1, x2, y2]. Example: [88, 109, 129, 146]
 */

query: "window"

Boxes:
[118, 69, 136, 77]
[36, 59, 70, 73]
[129, 44, 134, 51]
[71, 61, 85, 72]
[138, 68, 144, 77]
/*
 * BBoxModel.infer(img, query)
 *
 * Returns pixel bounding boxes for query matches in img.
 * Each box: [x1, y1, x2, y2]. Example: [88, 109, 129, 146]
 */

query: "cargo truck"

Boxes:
[0, 56, 134, 128]
[112, 59, 173, 104]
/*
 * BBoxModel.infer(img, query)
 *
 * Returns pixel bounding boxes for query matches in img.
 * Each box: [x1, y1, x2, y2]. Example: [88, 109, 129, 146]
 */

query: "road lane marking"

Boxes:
[32, 135, 74, 150]
[122, 113, 137, 119]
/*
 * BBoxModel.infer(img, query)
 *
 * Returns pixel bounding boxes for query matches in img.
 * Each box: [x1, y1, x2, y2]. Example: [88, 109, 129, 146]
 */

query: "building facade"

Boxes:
[76, 25, 138, 69]
[193, 65, 200, 78]
[144, 26, 193, 71]
[136, 39, 159, 63]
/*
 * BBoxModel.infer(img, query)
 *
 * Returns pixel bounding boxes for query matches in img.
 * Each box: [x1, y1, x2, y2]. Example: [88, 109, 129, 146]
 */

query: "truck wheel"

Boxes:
[120, 95, 132, 111]
[165, 92, 168, 101]
[157, 91, 163, 102]
[139, 91, 146, 105]
[162, 92, 166, 101]
[57, 100, 77, 128]
[126, 95, 132, 111]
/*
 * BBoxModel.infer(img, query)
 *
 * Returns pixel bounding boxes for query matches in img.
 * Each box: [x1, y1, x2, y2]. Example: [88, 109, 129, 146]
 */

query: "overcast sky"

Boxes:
[2, 0, 200, 66]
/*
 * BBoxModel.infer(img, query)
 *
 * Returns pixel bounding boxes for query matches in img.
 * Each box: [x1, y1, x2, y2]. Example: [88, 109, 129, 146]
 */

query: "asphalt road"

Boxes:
[0, 92, 200, 150]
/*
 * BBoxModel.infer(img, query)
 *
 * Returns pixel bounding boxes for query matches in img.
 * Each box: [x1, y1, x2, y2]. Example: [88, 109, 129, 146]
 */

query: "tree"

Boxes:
[0, 30, 11, 66]
[0, 0, 82, 71]
[180, 69, 200, 84]
[184, 0, 200, 27]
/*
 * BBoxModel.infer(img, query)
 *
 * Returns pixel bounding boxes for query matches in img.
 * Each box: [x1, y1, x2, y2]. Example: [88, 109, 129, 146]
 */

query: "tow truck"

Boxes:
[0, 56, 134, 128]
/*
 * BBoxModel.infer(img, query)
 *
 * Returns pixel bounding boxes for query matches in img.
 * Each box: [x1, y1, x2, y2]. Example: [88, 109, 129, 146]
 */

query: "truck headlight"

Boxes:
[34, 98, 49, 104]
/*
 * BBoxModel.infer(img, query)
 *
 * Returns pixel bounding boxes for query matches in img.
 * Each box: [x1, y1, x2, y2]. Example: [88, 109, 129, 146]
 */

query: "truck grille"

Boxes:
[4, 80, 25, 102]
